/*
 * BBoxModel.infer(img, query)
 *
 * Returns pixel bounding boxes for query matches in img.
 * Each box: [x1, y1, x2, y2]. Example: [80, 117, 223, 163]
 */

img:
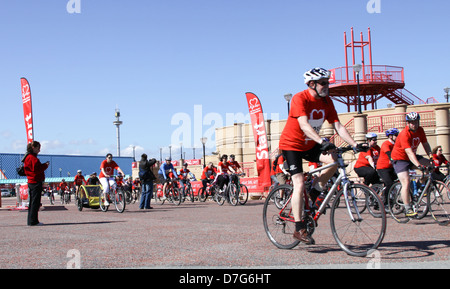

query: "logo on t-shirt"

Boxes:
[306, 109, 325, 143]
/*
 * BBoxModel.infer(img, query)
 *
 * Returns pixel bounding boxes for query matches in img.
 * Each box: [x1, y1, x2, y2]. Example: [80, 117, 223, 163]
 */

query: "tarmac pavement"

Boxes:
[0, 195, 449, 269]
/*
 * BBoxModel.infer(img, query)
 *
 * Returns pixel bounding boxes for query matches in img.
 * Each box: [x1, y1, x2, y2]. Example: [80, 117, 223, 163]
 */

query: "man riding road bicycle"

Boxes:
[279, 67, 365, 245]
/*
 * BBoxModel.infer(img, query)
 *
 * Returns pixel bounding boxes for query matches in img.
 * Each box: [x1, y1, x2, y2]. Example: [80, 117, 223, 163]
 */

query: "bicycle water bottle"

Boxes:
[411, 180, 418, 196]
[314, 192, 325, 210]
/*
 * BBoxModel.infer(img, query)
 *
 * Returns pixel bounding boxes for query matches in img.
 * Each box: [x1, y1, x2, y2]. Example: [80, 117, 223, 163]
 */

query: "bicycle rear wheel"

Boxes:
[428, 181, 450, 225]
[114, 188, 126, 213]
[330, 183, 386, 257]
[262, 185, 300, 249]
[238, 184, 249, 205]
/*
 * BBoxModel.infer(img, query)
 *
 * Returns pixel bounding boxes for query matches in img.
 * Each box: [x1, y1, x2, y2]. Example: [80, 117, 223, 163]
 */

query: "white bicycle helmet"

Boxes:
[406, 112, 420, 121]
[304, 67, 331, 84]
[365, 132, 378, 139]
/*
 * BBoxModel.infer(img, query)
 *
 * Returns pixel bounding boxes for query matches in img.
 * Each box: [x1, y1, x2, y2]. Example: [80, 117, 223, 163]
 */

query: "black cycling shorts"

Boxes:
[282, 144, 322, 175]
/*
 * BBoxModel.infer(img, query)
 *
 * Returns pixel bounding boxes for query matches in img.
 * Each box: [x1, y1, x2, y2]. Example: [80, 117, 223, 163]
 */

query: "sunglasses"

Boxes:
[317, 81, 329, 86]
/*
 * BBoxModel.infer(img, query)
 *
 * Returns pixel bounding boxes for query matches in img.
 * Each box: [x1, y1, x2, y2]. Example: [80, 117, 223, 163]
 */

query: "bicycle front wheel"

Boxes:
[330, 183, 386, 257]
[238, 184, 249, 205]
[186, 185, 194, 203]
[198, 187, 207, 202]
[428, 181, 450, 225]
[171, 188, 182, 206]
[228, 184, 239, 206]
[262, 184, 300, 250]
[114, 188, 126, 213]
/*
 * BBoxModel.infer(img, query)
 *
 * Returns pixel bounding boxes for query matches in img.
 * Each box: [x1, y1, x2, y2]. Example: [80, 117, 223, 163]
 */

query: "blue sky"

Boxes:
[1, 0, 449, 159]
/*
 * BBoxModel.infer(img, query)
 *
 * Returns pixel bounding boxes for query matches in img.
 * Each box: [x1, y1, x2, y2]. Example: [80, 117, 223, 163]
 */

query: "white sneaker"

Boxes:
[104, 200, 109, 206]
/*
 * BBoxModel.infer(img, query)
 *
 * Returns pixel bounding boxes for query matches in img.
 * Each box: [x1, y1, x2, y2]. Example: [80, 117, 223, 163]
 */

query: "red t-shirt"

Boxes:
[227, 160, 241, 172]
[99, 160, 119, 178]
[279, 89, 339, 152]
[376, 140, 395, 170]
[218, 161, 230, 174]
[391, 126, 427, 161]
[201, 166, 217, 180]
[432, 154, 448, 173]
[74, 174, 86, 186]
[354, 145, 380, 168]
[179, 168, 191, 180]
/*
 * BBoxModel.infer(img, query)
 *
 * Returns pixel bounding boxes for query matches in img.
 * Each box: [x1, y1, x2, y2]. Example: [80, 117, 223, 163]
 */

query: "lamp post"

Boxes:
[180, 142, 183, 161]
[113, 108, 123, 156]
[169, 145, 172, 159]
[284, 93, 292, 115]
[353, 64, 362, 114]
[445, 87, 450, 103]
[200, 137, 207, 168]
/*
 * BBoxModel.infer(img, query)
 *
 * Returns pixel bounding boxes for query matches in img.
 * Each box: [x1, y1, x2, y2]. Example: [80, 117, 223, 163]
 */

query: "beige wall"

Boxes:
[133, 103, 450, 180]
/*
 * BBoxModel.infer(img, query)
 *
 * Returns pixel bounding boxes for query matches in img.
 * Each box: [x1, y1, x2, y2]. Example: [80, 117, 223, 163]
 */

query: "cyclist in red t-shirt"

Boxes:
[227, 154, 244, 185]
[74, 170, 87, 198]
[201, 162, 217, 190]
[216, 155, 230, 191]
[354, 133, 381, 186]
[279, 67, 362, 244]
[431, 145, 448, 181]
[99, 153, 125, 206]
[391, 112, 433, 217]
[376, 128, 399, 206]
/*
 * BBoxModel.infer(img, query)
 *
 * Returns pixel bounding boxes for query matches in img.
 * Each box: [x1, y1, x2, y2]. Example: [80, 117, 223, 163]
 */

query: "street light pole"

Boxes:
[445, 87, 450, 103]
[284, 93, 292, 116]
[353, 64, 362, 114]
[200, 137, 207, 168]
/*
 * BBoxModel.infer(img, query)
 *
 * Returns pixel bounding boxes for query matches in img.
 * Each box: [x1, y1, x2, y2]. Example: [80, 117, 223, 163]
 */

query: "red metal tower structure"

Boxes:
[329, 28, 427, 112]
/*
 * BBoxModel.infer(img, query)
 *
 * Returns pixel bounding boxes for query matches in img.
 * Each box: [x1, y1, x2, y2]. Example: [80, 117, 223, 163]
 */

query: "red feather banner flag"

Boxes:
[245, 92, 271, 187]
[20, 78, 34, 144]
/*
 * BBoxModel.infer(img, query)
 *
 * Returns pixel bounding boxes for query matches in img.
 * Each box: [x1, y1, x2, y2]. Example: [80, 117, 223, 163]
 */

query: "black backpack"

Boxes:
[16, 153, 29, 176]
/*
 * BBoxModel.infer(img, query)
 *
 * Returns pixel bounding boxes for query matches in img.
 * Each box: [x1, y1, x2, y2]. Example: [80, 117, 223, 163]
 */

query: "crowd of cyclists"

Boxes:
[268, 67, 449, 244]
[41, 107, 449, 219]
[39, 152, 251, 208]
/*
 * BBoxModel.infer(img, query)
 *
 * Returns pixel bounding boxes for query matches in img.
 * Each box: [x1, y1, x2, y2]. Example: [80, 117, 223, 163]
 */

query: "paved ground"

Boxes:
[0, 195, 449, 269]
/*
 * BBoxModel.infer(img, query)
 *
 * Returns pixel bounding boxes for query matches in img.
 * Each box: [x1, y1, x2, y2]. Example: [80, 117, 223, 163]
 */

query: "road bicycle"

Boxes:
[231, 173, 249, 205]
[47, 188, 55, 205]
[263, 145, 386, 257]
[181, 178, 195, 203]
[198, 181, 217, 202]
[132, 186, 141, 204]
[215, 175, 239, 206]
[60, 188, 71, 204]
[154, 177, 182, 206]
[99, 176, 126, 213]
[388, 167, 450, 225]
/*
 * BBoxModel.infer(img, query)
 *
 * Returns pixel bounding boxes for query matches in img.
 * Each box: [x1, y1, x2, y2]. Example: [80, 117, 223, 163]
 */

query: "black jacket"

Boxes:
[139, 158, 157, 182]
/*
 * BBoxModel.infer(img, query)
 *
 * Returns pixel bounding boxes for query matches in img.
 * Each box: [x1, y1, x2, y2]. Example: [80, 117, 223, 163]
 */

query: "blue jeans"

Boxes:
[140, 181, 153, 209]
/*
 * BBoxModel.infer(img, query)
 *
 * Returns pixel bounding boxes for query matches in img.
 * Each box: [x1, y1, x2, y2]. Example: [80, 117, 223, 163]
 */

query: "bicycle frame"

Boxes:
[278, 147, 363, 224]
